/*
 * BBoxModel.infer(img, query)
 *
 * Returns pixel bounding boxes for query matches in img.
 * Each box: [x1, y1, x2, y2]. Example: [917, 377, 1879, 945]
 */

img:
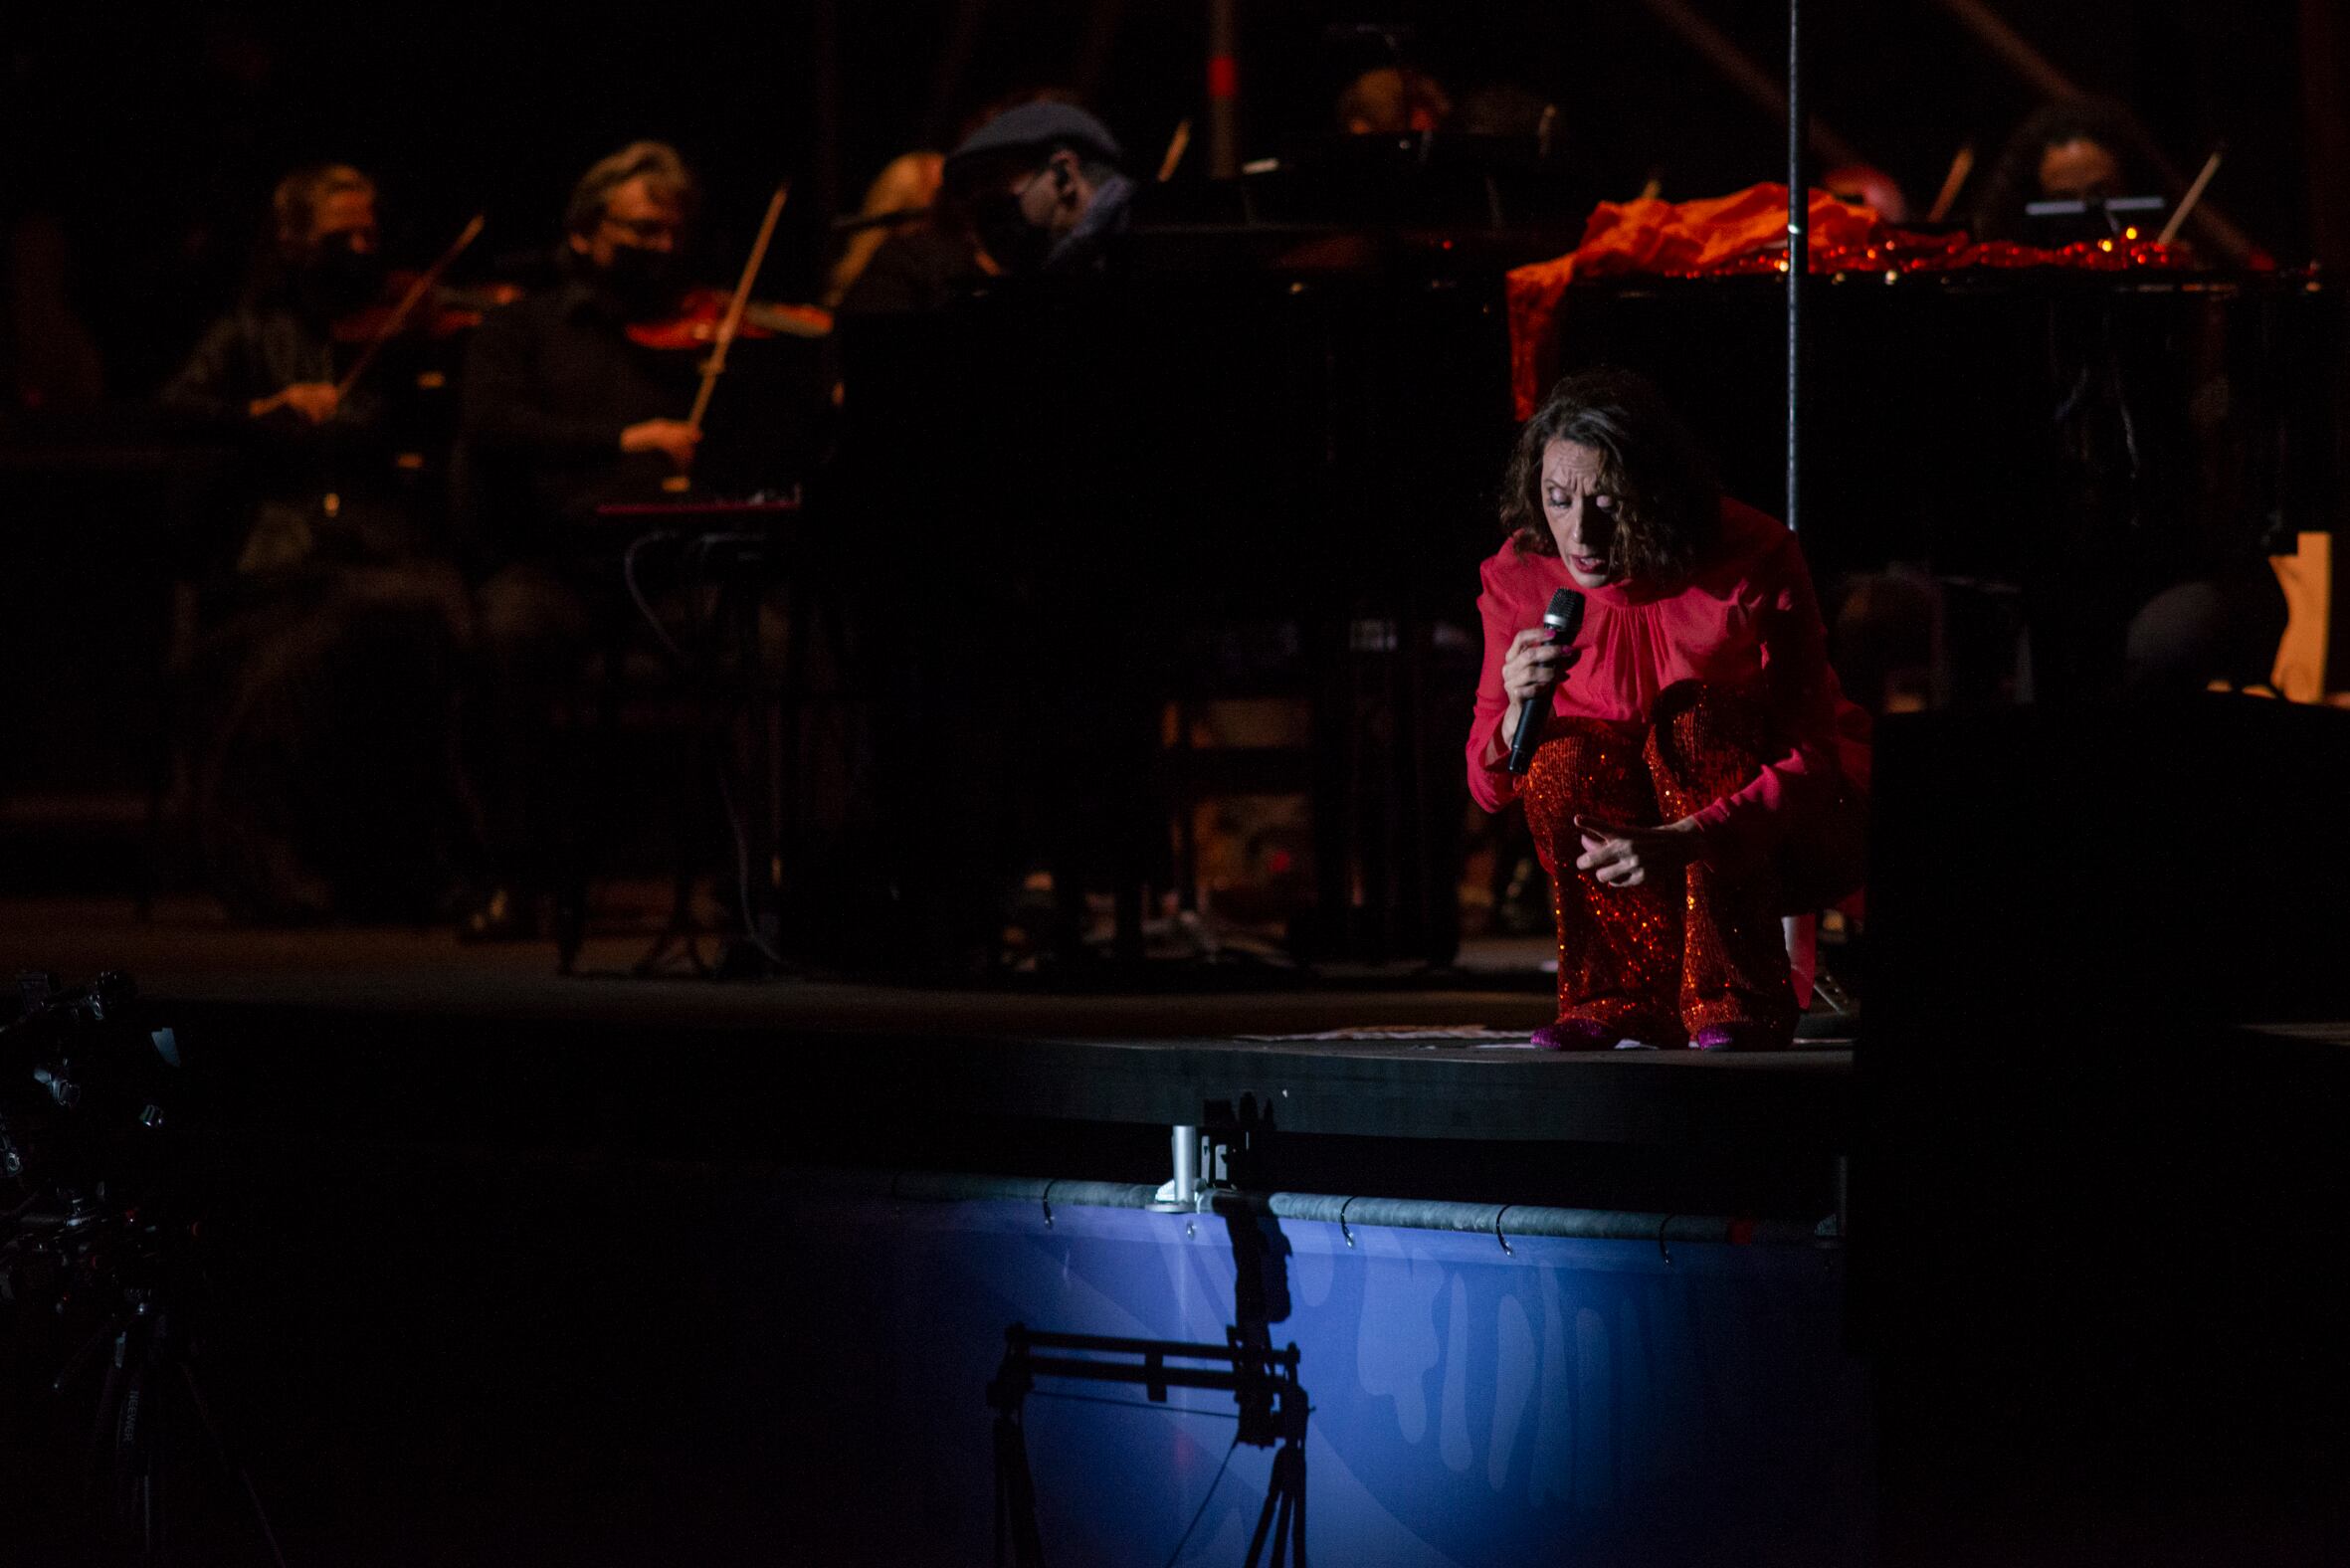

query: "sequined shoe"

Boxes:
[1689, 1022, 1792, 1053]
[1529, 1018, 1616, 1052]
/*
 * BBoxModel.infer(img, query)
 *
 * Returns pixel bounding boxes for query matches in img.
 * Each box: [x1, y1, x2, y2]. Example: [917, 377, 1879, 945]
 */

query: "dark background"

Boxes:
[2, 0, 2332, 398]
[1, 15, 2344, 1558]
[1, 0, 2342, 846]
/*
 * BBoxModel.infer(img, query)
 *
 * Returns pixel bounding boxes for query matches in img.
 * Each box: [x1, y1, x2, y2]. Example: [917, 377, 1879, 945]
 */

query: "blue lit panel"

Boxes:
[781, 1195, 1866, 1565]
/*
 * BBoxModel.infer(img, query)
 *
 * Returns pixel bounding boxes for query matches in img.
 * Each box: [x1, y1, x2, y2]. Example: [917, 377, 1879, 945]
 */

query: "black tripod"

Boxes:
[2, 973, 288, 1567]
[60, 1275, 290, 1566]
[987, 1323, 1308, 1567]
[1238, 1395, 1308, 1568]
[5, 1195, 290, 1568]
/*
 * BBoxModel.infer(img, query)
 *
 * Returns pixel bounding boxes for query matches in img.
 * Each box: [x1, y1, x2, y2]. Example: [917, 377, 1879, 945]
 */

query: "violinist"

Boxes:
[1335, 65, 1453, 136]
[157, 163, 478, 923]
[823, 151, 945, 309]
[456, 140, 825, 939]
[459, 140, 736, 545]
[161, 163, 428, 570]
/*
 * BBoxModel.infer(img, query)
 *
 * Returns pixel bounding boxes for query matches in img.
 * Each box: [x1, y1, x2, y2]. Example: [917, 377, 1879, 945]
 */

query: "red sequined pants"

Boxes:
[1521, 682, 1796, 1043]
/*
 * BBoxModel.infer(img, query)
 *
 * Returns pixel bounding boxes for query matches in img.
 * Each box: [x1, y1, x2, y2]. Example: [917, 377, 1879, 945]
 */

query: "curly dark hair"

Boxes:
[1969, 97, 2146, 243]
[1500, 368, 1720, 585]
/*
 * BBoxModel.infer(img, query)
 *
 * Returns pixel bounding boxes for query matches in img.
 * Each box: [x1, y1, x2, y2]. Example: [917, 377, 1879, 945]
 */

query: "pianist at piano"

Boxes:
[950, 99, 1136, 282]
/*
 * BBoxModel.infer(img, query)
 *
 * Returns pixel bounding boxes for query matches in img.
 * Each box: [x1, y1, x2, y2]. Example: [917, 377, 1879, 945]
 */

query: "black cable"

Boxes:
[697, 532, 794, 973]
[622, 528, 686, 661]
[625, 525, 787, 971]
[714, 769, 787, 971]
[1161, 1434, 1242, 1568]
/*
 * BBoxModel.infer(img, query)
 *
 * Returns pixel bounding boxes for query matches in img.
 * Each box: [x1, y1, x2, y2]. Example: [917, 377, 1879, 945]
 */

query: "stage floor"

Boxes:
[6, 893, 1572, 1031]
[1, 895, 1854, 1158]
[1, 897, 1863, 1565]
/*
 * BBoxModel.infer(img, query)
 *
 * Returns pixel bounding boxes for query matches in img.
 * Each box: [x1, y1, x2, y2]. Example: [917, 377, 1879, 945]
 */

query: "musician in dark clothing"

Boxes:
[839, 101, 1133, 315]
[461, 142, 706, 541]
[826, 105, 1170, 970]
[1965, 102, 2291, 695]
[458, 139, 828, 939]
[159, 163, 477, 921]
[836, 222, 990, 317]
[823, 151, 944, 308]
[163, 163, 426, 571]
[1970, 98, 2146, 245]
[956, 101, 1134, 278]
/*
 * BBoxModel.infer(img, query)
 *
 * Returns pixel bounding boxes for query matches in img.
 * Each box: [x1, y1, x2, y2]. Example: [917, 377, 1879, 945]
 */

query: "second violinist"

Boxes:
[163, 163, 418, 569]
[157, 163, 480, 923]
[455, 140, 824, 938]
[460, 140, 709, 533]
[459, 141, 823, 544]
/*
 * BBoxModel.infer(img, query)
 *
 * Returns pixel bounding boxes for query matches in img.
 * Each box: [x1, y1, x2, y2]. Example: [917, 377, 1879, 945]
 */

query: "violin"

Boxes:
[625, 285, 832, 349]
[330, 214, 490, 400]
[330, 273, 522, 344]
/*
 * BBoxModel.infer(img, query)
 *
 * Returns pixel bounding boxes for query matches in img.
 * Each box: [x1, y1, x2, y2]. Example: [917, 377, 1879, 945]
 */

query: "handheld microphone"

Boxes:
[1505, 588, 1585, 774]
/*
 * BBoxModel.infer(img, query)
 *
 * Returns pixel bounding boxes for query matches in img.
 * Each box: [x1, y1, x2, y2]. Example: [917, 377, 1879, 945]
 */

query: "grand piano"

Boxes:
[1554, 259, 2341, 700]
[809, 169, 2339, 970]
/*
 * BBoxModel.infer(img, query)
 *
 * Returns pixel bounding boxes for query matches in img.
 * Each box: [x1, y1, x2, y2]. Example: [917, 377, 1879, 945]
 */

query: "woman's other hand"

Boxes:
[1572, 813, 1706, 887]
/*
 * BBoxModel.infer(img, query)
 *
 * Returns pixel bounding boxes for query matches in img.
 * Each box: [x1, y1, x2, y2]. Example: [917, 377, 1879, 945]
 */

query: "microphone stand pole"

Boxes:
[1786, 0, 1806, 537]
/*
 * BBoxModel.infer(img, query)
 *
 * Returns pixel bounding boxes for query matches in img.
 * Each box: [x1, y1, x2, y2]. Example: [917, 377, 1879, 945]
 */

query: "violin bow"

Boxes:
[1925, 145, 1974, 225]
[687, 185, 790, 431]
[1156, 119, 1192, 182]
[2157, 145, 2225, 248]
[660, 183, 789, 492]
[333, 212, 487, 399]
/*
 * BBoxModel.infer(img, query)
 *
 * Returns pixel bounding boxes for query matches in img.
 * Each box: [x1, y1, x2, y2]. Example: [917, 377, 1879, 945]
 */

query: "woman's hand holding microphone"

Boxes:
[1500, 623, 1578, 742]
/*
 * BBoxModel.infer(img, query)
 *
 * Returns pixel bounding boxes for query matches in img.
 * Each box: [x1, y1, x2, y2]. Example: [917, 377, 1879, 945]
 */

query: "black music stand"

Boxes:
[580, 496, 804, 978]
[2022, 193, 2168, 247]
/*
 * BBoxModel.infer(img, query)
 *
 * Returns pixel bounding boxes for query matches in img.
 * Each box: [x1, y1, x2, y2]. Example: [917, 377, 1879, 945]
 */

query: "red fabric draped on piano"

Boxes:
[1505, 182, 2214, 419]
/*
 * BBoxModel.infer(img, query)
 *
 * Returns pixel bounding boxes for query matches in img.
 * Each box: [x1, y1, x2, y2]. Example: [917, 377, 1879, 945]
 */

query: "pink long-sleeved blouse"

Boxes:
[1468, 496, 1852, 871]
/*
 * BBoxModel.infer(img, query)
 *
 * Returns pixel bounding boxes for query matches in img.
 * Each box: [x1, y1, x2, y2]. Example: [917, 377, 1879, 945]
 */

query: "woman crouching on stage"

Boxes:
[1469, 369, 1864, 1052]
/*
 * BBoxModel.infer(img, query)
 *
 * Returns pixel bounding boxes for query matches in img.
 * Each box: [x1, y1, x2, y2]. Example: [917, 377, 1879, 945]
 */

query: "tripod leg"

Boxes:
[992, 1414, 1013, 1568]
[180, 1363, 292, 1568]
[1250, 1442, 1310, 1568]
[992, 1409, 1045, 1568]
[1244, 1459, 1282, 1568]
[89, 1324, 132, 1480]
[48, 1316, 114, 1397]
[115, 1320, 161, 1564]
[1286, 1442, 1307, 1568]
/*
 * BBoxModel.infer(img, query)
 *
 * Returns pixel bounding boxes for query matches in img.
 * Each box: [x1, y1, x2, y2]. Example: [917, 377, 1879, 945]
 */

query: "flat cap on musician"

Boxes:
[949, 102, 1123, 170]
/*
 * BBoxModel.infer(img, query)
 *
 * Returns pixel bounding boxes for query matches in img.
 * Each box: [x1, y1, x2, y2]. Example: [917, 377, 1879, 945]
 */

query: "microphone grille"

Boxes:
[1542, 587, 1586, 635]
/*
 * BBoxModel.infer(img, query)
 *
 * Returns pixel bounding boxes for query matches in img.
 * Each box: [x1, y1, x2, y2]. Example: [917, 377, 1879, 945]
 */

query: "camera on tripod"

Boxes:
[0, 968, 179, 1194]
[0, 971, 287, 1567]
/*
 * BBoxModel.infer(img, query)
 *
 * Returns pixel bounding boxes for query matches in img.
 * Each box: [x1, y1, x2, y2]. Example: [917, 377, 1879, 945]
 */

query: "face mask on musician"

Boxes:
[597, 239, 681, 314]
[301, 236, 386, 314]
[977, 200, 1052, 275]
